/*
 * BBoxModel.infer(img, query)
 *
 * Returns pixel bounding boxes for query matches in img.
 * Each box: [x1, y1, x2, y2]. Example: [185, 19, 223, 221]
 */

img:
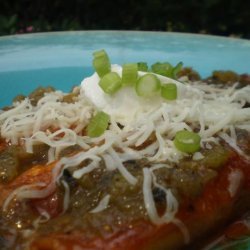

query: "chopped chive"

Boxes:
[92, 49, 111, 77]
[99, 72, 122, 94]
[135, 74, 161, 97]
[161, 83, 177, 100]
[137, 62, 148, 72]
[87, 111, 110, 137]
[174, 130, 201, 154]
[122, 63, 138, 86]
[151, 62, 173, 77]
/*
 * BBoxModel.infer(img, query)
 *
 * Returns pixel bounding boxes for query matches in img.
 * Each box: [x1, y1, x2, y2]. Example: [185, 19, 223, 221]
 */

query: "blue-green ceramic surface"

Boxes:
[0, 31, 250, 106]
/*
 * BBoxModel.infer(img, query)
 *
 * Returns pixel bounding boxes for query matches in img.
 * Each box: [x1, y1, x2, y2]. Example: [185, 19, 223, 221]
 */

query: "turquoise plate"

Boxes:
[0, 31, 250, 106]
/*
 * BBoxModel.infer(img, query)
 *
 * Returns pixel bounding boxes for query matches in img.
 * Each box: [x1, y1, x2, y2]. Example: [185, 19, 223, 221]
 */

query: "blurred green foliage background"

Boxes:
[1, 0, 249, 38]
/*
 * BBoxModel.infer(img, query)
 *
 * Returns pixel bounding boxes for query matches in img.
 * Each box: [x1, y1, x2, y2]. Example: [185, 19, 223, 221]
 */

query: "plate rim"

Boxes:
[0, 30, 249, 44]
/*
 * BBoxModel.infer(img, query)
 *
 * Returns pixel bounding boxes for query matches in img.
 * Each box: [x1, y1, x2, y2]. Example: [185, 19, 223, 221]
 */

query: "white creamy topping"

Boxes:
[81, 64, 184, 127]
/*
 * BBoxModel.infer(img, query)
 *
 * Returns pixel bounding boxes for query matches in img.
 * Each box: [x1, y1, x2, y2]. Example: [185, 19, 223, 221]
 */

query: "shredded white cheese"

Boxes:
[0, 91, 94, 152]
[108, 147, 137, 185]
[61, 180, 70, 213]
[73, 159, 100, 179]
[220, 132, 250, 161]
[142, 168, 178, 225]
[192, 152, 204, 161]
[2, 182, 47, 212]
[90, 194, 111, 213]
[228, 169, 243, 197]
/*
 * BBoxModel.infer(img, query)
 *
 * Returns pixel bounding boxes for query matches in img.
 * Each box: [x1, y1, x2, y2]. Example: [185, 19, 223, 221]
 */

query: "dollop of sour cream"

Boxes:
[81, 64, 183, 127]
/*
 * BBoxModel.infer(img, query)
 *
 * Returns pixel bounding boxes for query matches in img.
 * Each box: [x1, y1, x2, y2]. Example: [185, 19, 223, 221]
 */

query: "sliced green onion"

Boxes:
[122, 63, 138, 86]
[93, 49, 107, 58]
[137, 62, 148, 72]
[161, 83, 177, 100]
[174, 130, 201, 153]
[172, 62, 183, 79]
[99, 72, 122, 94]
[87, 111, 110, 137]
[151, 62, 173, 77]
[135, 74, 161, 97]
[92, 49, 111, 77]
